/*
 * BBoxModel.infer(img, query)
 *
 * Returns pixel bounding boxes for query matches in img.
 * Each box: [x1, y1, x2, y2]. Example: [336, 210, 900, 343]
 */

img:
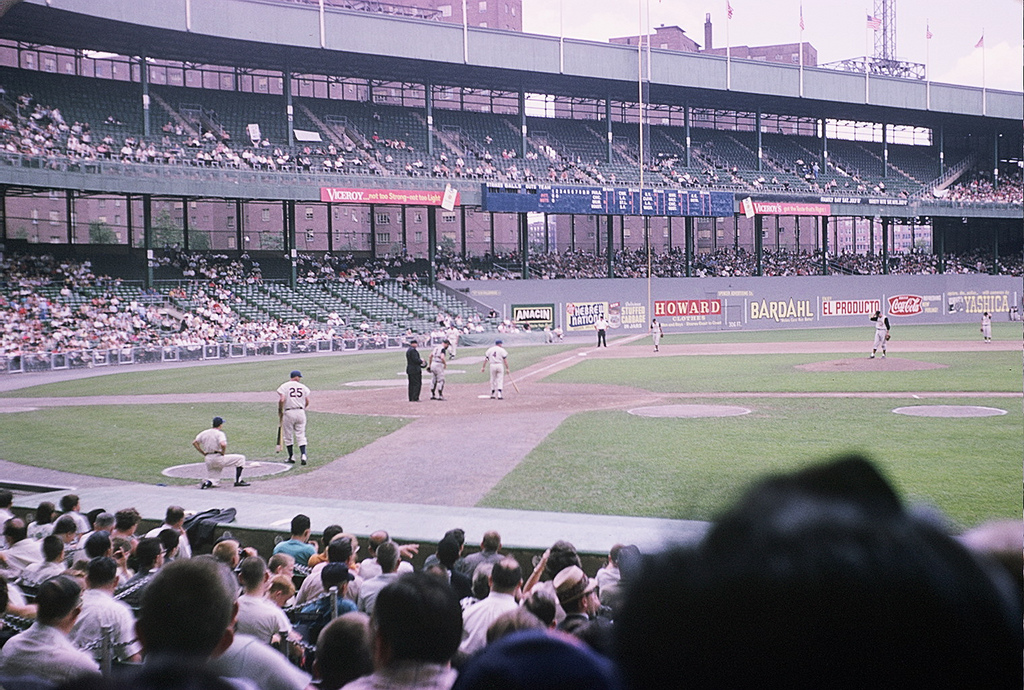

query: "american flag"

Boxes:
[974, 34, 984, 49]
[727, 0, 733, 20]
[866, 14, 881, 31]
[799, 5, 804, 31]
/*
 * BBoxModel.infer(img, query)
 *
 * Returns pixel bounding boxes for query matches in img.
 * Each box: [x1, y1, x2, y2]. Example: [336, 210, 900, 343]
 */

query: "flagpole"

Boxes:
[925, 20, 931, 110]
[559, 0, 564, 73]
[980, 29, 986, 116]
[798, 3, 804, 98]
[726, 1, 731, 90]
[864, 10, 870, 103]
[462, 0, 468, 63]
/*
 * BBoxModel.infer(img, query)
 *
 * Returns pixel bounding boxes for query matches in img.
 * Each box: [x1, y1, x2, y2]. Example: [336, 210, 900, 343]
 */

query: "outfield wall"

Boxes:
[445, 275, 1021, 334]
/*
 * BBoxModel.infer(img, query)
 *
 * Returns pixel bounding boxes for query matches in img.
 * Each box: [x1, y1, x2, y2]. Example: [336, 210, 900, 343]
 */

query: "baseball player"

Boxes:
[429, 341, 449, 401]
[980, 311, 992, 343]
[482, 339, 510, 399]
[277, 370, 311, 465]
[650, 318, 664, 352]
[193, 416, 249, 489]
[869, 310, 890, 359]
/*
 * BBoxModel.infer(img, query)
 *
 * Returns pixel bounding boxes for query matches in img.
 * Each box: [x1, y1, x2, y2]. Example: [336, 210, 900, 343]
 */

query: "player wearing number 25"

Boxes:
[278, 370, 311, 465]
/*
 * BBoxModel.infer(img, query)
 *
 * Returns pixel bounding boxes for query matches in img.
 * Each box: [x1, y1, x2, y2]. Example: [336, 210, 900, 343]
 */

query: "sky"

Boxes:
[522, 0, 1024, 93]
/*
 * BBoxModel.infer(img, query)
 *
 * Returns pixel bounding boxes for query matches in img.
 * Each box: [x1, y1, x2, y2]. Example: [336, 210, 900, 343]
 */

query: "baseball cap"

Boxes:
[212, 416, 224, 427]
[322, 562, 356, 588]
[495, 339, 503, 344]
[290, 370, 302, 378]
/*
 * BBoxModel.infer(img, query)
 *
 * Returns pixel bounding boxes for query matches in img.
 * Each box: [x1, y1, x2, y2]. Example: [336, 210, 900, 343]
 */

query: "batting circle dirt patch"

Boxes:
[893, 405, 1007, 418]
[161, 461, 294, 479]
[628, 404, 752, 418]
[796, 358, 947, 372]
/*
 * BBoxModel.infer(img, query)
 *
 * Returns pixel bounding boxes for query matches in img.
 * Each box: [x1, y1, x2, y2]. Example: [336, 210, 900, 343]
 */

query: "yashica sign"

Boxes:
[320, 187, 459, 206]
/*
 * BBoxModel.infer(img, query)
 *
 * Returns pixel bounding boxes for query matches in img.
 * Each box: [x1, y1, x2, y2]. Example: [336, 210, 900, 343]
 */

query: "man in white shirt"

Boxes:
[235, 556, 295, 645]
[0, 576, 101, 685]
[459, 557, 522, 655]
[70, 556, 143, 663]
[0, 489, 14, 526]
[595, 315, 609, 347]
[143, 505, 192, 560]
[18, 535, 66, 586]
[357, 541, 402, 617]
[0, 518, 42, 579]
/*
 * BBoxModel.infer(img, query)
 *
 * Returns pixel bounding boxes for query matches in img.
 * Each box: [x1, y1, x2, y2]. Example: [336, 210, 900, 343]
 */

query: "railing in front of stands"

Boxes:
[0, 335, 422, 375]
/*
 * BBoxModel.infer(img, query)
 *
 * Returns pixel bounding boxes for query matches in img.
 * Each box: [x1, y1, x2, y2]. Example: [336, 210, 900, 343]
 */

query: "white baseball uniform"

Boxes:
[484, 344, 509, 398]
[277, 379, 311, 446]
[429, 344, 447, 398]
[194, 427, 246, 486]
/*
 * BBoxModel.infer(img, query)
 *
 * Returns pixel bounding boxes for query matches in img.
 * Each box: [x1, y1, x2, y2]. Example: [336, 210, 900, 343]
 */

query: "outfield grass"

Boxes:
[544, 351, 1021, 393]
[478, 397, 1022, 528]
[0, 343, 579, 398]
[0, 404, 410, 485]
[622, 322, 1022, 345]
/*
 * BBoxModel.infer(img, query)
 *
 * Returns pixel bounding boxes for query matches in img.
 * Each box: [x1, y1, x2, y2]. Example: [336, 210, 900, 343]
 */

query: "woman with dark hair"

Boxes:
[27, 501, 56, 540]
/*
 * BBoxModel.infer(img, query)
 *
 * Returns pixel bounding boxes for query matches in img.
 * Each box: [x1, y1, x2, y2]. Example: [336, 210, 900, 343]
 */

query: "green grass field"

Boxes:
[479, 397, 1021, 528]
[0, 328, 1019, 527]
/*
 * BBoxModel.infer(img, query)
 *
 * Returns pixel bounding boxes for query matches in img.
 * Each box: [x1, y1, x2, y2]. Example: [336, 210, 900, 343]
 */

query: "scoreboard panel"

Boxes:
[483, 184, 734, 217]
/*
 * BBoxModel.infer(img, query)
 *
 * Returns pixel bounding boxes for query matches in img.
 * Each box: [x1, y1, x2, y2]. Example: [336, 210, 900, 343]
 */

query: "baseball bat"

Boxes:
[275, 418, 282, 453]
[506, 371, 520, 393]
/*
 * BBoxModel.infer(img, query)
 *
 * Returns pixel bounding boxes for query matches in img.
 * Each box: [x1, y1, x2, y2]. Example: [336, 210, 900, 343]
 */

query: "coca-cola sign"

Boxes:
[888, 294, 923, 316]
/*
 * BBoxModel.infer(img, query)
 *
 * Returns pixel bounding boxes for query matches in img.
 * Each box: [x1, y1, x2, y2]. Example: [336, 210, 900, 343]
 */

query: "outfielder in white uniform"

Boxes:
[482, 339, 510, 399]
[650, 319, 664, 352]
[980, 312, 992, 342]
[277, 370, 311, 465]
[429, 341, 449, 400]
[193, 416, 248, 489]
[869, 310, 890, 359]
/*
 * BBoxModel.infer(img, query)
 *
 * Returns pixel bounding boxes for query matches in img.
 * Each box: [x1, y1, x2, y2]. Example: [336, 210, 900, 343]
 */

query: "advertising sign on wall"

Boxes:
[512, 304, 555, 330]
[619, 301, 648, 330]
[319, 187, 459, 206]
[654, 299, 725, 327]
[566, 301, 609, 331]
[820, 299, 881, 317]
[946, 290, 1012, 315]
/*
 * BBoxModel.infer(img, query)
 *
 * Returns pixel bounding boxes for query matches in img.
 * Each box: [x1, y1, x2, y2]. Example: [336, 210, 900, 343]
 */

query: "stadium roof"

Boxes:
[2, 0, 1020, 129]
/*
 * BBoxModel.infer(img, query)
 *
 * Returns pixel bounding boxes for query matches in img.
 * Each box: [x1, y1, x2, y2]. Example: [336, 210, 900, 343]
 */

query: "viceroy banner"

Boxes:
[320, 187, 459, 206]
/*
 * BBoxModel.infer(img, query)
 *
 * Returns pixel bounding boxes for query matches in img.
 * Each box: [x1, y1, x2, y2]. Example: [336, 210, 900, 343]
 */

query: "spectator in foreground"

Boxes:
[459, 557, 522, 656]
[273, 514, 317, 567]
[70, 556, 143, 664]
[452, 629, 621, 690]
[0, 575, 100, 685]
[344, 572, 462, 690]
[314, 612, 373, 689]
[614, 456, 1024, 688]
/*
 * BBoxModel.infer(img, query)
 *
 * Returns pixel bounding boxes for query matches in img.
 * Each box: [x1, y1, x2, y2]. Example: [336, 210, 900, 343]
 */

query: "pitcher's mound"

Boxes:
[162, 461, 294, 479]
[629, 404, 751, 418]
[796, 358, 947, 372]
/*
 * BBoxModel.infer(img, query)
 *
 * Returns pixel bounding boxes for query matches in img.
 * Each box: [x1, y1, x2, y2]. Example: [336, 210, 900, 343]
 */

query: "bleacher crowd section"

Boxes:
[0, 68, 1020, 205]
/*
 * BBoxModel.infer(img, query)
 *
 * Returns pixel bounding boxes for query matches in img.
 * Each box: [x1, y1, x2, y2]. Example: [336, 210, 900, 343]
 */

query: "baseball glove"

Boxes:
[885, 333, 891, 341]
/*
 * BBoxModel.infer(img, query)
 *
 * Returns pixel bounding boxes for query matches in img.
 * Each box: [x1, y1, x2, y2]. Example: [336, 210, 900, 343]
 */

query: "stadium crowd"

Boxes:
[1, 244, 1019, 358]
[2, 84, 1021, 204]
[0, 455, 1020, 689]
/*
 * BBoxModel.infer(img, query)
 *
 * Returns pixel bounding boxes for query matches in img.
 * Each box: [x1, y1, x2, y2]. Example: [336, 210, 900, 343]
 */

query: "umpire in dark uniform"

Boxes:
[406, 338, 426, 402]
